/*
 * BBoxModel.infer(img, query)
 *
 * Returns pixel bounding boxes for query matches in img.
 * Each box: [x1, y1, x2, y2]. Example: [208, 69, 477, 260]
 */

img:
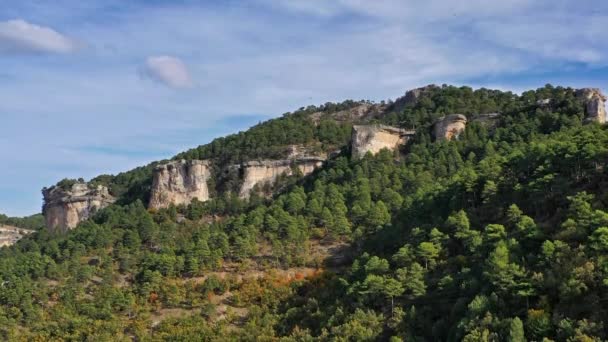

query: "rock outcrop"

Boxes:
[576, 88, 607, 123]
[433, 114, 468, 141]
[43, 183, 115, 233]
[308, 102, 391, 125]
[149, 160, 211, 209]
[536, 98, 551, 106]
[0, 225, 34, 247]
[471, 113, 501, 128]
[351, 125, 415, 158]
[239, 158, 325, 198]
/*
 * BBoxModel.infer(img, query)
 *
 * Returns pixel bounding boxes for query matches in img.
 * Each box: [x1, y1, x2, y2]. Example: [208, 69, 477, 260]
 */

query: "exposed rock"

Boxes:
[285, 145, 327, 160]
[576, 88, 607, 123]
[0, 225, 34, 247]
[43, 183, 115, 233]
[433, 114, 468, 141]
[471, 113, 501, 128]
[351, 125, 415, 159]
[149, 159, 211, 209]
[536, 98, 551, 106]
[239, 158, 325, 198]
[309, 103, 383, 125]
[328, 149, 343, 159]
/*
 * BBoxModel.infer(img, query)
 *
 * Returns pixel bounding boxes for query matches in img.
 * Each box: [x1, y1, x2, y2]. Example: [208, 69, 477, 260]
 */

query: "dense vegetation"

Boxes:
[175, 101, 358, 164]
[0, 213, 44, 231]
[2, 85, 608, 340]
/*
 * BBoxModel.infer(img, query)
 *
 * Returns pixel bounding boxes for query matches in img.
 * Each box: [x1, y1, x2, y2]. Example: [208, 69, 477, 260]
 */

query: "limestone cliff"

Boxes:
[43, 183, 115, 233]
[239, 158, 325, 198]
[433, 114, 468, 141]
[351, 125, 414, 159]
[0, 225, 34, 247]
[149, 159, 211, 209]
[576, 88, 607, 123]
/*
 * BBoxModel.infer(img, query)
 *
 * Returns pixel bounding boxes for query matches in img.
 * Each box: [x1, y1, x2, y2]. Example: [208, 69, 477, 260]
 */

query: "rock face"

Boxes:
[433, 114, 468, 141]
[0, 225, 34, 247]
[576, 88, 607, 123]
[239, 158, 325, 198]
[43, 183, 115, 233]
[351, 125, 415, 159]
[149, 160, 211, 209]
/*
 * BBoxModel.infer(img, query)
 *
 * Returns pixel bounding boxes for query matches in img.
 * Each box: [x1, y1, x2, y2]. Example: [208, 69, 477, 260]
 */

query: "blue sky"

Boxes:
[1, 0, 607, 216]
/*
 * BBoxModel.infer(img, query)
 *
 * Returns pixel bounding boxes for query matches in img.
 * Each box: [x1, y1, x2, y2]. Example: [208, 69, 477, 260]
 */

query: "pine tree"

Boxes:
[507, 317, 525, 342]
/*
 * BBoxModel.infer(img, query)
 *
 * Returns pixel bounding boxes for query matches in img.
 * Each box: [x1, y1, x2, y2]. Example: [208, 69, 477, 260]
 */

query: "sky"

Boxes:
[1, 0, 607, 216]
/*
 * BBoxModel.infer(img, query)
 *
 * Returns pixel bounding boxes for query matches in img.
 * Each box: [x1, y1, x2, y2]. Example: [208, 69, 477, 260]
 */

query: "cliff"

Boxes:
[576, 88, 607, 123]
[0, 225, 34, 247]
[433, 114, 468, 141]
[149, 159, 211, 209]
[239, 158, 325, 198]
[351, 125, 415, 159]
[43, 183, 115, 233]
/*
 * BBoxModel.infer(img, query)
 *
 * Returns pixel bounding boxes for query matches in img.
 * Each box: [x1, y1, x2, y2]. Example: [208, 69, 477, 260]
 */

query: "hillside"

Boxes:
[2, 84, 608, 340]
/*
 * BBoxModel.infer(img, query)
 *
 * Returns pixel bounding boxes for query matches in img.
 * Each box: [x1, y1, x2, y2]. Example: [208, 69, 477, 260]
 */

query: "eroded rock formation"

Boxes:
[43, 183, 115, 233]
[239, 158, 325, 198]
[351, 125, 414, 158]
[0, 225, 34, 247]
[149, 159, 211, 209]
[433, 114, 468, 141]
[576, 88, 607, 123]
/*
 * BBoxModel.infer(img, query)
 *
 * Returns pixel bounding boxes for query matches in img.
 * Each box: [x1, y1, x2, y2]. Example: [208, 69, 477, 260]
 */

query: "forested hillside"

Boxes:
[0, 213, 44, 231]
[2, 85, 608, 340]
[85, 100, 359, 205]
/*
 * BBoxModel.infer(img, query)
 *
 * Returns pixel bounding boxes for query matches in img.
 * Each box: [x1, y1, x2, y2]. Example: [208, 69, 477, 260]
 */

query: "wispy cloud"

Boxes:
[0, 19, 79, 54]
[141, 55, 193, 88]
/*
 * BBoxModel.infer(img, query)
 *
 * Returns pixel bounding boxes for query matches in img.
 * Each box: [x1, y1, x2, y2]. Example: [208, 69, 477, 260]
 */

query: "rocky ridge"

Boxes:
[41, 86, 607, 232]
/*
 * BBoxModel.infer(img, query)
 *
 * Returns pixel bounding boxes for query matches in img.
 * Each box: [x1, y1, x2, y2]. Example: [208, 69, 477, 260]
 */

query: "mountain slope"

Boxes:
[2, 84, 608, 340]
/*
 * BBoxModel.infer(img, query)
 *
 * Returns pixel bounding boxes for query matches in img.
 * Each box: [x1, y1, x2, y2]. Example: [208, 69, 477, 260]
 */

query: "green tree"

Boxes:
[417, 242, 440, 269]
[508, 317, 526, 342]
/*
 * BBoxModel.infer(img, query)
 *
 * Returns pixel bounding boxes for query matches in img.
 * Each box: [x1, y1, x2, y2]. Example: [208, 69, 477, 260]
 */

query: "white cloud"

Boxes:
[0, 19, 78, 54]
[142, 55, 193, 88]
